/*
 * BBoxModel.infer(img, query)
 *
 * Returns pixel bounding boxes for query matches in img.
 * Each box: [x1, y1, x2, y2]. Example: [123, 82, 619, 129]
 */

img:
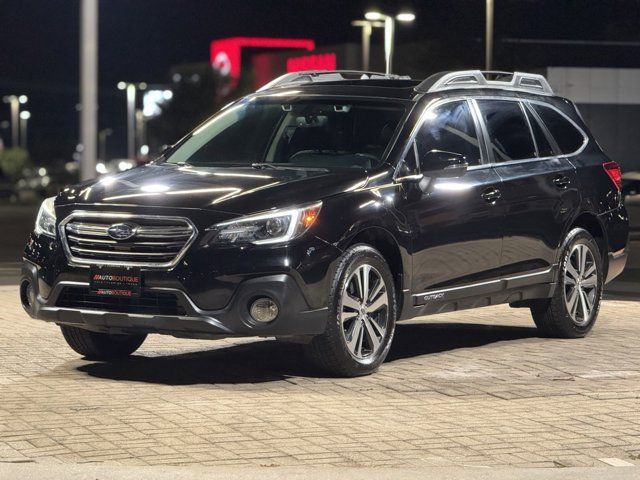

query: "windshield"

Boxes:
[164, 97, 406, 170]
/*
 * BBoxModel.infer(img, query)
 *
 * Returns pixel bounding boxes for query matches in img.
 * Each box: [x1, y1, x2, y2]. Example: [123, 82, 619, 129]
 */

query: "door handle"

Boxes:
[481, 187, 501, 203]
[553, 175, 571, 188]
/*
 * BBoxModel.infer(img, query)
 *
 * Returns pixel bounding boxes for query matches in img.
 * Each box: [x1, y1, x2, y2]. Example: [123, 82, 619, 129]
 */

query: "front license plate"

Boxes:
[90, 267, 142, 298]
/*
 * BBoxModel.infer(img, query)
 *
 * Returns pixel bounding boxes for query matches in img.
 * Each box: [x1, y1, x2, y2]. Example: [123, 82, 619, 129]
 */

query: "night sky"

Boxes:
[1, 0, 640, 163]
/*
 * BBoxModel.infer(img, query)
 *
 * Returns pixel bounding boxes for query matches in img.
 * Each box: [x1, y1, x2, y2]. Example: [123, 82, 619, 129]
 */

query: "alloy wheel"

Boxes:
[563, 243, 598, 326]
[340, 264, 389, 360]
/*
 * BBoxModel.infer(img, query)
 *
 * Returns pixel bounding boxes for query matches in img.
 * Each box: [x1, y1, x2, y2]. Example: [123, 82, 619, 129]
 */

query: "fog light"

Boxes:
[249, 297, 279, 323]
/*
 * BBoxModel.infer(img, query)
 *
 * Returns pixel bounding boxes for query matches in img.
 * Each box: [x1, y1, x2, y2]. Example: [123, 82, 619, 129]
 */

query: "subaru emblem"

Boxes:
[107, 223, 138, 241]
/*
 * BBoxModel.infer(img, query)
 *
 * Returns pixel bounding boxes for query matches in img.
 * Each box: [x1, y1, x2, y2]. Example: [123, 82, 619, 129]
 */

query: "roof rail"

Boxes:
[415, 70, 554, 96]
[257, 70, 412, 92]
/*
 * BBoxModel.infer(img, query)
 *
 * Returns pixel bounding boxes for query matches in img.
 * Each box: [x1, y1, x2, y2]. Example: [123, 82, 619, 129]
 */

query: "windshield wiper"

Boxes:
[251, 163, 279, 170]
[251, 163, 329, 172]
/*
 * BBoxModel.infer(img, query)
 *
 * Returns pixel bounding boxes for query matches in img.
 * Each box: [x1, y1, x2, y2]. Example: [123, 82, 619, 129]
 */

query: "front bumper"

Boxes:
[21, 202, 344, 338]
[21, 260, 328, 339]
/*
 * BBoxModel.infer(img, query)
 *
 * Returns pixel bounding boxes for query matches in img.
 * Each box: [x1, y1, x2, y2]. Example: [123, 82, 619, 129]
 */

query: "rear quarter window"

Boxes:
[524, 106, 554, 157]
[531, 103, 586, 155]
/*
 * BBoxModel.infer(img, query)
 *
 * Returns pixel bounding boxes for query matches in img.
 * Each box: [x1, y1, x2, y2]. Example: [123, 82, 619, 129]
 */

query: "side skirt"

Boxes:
[400, 266, 557, 320]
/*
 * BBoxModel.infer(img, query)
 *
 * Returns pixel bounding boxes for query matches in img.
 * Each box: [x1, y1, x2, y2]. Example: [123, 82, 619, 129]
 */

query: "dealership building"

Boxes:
[548, 67, 640, 171]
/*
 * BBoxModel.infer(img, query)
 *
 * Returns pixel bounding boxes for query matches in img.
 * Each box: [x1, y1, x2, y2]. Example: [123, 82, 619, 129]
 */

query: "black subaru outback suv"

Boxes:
[22, 70, 629, 377]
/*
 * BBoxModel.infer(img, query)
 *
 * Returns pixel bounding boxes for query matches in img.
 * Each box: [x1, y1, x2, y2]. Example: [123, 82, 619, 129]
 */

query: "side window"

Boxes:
[414, 100, 481, 168]
[477, 99, 536, 162]
[531, 104, 585, 155]
[524, 105, 555, 157]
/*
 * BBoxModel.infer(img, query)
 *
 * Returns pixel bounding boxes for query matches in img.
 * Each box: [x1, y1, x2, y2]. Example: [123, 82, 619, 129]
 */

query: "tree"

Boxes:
[0, 147, 30, 180]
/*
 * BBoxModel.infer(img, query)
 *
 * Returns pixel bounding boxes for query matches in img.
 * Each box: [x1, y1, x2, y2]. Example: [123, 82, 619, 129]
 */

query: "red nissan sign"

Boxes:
[210, 37, 315, 84]
[286, 53, 337, 73]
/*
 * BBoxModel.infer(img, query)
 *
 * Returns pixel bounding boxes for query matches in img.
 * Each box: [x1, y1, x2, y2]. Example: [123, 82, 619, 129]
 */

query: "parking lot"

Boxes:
[1, 285, 639, 470]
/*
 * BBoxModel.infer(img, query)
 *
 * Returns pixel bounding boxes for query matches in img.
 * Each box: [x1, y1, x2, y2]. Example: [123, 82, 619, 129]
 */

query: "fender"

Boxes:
[312, 182, 414, 303]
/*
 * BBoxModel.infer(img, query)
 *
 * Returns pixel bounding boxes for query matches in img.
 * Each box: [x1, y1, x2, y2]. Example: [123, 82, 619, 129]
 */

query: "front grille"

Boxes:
[56, 287, 187, 316]
[60, 212, 197, 268]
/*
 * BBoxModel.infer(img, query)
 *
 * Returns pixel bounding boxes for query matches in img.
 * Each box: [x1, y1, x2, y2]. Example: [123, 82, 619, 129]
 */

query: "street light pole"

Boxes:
[9, 98, 19, 147]
[351, 20, 384, 71]
[365, 11, 415, 75]
[135, 109, 146, 156]
[80, 0, 98, 181]
[98, 128, 113, 161]
[2, 95, 27, 147]
[118, 82, 147, 159]
[485, 0, 494, 70]
[19, 111, 30, 150]
[126, 83, 136, 159]
[0, 121, 9, 149]
[383, 16, 395, 75]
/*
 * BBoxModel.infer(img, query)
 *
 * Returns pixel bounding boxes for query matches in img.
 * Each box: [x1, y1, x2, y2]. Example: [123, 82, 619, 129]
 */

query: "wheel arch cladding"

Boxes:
[569, 212, 607, 274]
[347, 227, 405, 316]
[569, 212, 607, 258]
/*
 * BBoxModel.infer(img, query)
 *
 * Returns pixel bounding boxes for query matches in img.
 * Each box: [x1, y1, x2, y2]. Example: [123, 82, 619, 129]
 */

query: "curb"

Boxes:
[0, 462, 638, 480]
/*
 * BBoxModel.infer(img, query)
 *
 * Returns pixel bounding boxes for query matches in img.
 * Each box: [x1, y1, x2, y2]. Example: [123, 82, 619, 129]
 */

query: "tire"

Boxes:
[60, 325, 146, 360]
[305, 244, 397, 377]
[531, 228, 603, 338]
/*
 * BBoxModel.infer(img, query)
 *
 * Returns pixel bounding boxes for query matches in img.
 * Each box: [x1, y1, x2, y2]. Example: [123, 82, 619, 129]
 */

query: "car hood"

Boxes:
[57, 163, 371, 215]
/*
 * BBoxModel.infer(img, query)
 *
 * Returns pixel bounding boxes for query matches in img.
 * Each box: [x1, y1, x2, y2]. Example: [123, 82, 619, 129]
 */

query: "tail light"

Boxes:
[603, 161, 622, 191]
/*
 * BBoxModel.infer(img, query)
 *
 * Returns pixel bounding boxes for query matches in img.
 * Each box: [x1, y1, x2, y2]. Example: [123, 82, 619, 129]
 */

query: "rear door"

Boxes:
[401, 98, 504, 298]
[475, 98, 580, 276]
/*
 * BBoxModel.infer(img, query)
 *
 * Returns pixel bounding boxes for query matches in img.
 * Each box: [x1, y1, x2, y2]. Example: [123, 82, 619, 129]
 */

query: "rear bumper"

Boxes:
[21, 260, 327, 339]
[600, 205, 630, 284]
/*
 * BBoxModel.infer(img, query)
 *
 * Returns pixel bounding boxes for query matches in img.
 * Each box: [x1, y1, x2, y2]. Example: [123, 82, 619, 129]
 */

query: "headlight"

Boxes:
[207, 202, 322, 246]
[34, 196, 57, 238]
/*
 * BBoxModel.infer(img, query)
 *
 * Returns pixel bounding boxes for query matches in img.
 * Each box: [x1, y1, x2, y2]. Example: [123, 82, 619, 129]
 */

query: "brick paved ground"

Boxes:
[1, 285, 639, 469]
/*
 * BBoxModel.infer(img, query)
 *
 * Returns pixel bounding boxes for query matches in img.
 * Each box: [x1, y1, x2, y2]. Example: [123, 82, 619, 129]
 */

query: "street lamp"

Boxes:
[351, 19, 384, 71]
[19, 110, 31, 149]
[2, 94, 27, 147]
[118, 82, 147, 159]
[364, 10, 415, 74]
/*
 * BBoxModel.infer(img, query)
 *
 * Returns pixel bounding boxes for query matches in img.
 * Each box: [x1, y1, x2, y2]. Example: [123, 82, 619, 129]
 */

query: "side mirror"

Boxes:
[421, 150, 468, 178]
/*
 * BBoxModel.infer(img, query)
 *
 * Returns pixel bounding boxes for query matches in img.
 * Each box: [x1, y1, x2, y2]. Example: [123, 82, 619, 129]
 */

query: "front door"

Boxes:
[400, 99, 504, 300]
